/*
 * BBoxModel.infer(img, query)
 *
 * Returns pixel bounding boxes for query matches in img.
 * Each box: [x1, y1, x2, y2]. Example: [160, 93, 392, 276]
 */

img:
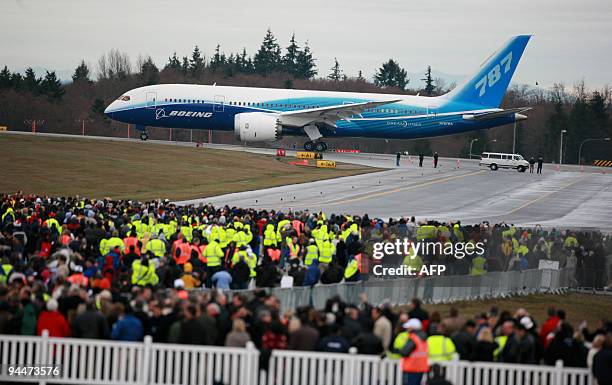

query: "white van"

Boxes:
[479, 152, 529, 172]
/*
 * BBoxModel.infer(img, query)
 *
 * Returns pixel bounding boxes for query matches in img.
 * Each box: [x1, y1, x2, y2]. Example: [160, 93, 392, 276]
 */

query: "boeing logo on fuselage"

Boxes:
[155, 108, 213, 120]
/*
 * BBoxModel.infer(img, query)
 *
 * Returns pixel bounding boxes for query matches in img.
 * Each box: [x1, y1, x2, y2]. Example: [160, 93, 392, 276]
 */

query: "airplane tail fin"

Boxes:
[442, 35, 531, 108]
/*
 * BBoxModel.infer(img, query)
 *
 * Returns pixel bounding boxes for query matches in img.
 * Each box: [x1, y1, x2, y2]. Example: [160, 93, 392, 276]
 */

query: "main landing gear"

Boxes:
[304, 141, 327, 152]
[140, 132, 149, 141]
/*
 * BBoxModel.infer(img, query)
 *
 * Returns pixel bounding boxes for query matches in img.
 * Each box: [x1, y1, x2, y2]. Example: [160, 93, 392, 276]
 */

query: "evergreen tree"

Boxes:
[40, 70, 65, 100]
[139, 56, 159, 85]
[295, 42, 317, 79]
[181, 56, 189, 74]
[165, 52, 182, 70]
[0, 66, 11, 89]
[253, 28, 282, 75]
[23, 67, 41, 94]
[357, 70, 364, 81]
[374, 59, 408, 89]
[10, 73, 23, 90]
[422, 65, 435, 96]
[239, 48, 252, 73]
[189, 46, 206, 76]
[543, 95, 568, 161]
[328, 58, 342, 81]
[210, 44, 226, 72]
[91, 98, 109, 122]
[283, 33, 300, 76]
[72, 60, 91, 83]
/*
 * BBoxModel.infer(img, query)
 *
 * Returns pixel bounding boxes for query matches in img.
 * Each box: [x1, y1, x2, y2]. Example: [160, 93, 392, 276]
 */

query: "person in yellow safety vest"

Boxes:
[247, 251, 257, 278]
[145, 233, 167, 258]
[453, 223, 465, 242]
[243, 223, 253, 244]
[288, 237, 300, 260]
[276, 218, 290, 241]
[232, 247, 248, 266]
[204, 239, 224, 268]
[0, 259, 13, 285]
[44, 216, 62, 236]
[426, 325, 457, 362]
[403, 248, 423, 273]
[180, 222, 193, 242]
[564, 233, 579, 249]
[103, 230, 124, 255]
[131, 214, 144, 238]
[514, 241, 529, 257]
[494, 320, 514, 361]
[469, 255, 487, 276]
[232, 227, 248, 248]
[149, 221, 165, 241]
[344, 255, 360, 281]
[389, 330, 409, 359]
[304, 239, 319, 266]
[131, 256, 159, 286]
[1, 207, 15, 224]
[263, 224, 278, 248]
[319, 239, 335, 264]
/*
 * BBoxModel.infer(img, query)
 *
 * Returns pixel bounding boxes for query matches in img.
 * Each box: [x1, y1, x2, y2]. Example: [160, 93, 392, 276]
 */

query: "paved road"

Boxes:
[4, 131, 612, 229]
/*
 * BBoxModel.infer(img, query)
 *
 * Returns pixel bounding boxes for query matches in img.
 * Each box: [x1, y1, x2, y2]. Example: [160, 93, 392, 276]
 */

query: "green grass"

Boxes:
[402, 293, 612, 329]
[0, 134, 379, 201]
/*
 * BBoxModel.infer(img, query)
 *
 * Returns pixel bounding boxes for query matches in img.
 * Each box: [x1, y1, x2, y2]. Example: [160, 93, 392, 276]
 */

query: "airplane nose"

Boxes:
[104, 103, 114, 119]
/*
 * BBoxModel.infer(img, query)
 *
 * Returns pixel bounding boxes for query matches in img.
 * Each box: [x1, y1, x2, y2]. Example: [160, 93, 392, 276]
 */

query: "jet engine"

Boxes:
[234, 112, 283, 142]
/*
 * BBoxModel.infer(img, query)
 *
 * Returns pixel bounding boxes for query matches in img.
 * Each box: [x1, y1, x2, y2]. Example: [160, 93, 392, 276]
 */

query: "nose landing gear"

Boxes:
[140, 132, 149, 141]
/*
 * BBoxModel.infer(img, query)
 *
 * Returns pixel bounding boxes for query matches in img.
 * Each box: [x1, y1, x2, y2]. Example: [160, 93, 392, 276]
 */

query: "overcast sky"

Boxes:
[1, 0, 611, 88]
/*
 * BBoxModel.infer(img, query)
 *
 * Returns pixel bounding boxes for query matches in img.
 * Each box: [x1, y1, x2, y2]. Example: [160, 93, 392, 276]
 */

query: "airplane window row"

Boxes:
[161, 98, 420, 115]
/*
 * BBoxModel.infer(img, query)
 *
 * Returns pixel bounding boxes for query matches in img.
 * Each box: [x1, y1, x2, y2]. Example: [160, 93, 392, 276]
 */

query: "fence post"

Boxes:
[347, 347, 358, 385]
[554, 359, 564, 385]
[40, 330, 49, 385]
[140, 335, 152, 385]
[245, 341, 259, 385]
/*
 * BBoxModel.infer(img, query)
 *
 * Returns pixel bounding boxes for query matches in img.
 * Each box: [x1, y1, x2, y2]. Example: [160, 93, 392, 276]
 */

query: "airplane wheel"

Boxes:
[315, 142, 326, 152]
[140, 132, 149, 141]
[304, 141, 314, 151]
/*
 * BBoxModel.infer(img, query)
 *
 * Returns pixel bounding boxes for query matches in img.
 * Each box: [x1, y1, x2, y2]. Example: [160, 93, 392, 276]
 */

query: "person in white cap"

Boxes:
[399, 318, 429, 385]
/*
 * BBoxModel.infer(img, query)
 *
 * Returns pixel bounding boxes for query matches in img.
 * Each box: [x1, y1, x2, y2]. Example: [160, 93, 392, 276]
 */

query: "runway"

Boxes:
[4, 131, 612, 229]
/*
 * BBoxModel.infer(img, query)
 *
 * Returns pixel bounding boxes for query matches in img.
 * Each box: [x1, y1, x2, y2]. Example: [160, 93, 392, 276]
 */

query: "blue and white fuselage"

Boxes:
[105, 36, 532, 150]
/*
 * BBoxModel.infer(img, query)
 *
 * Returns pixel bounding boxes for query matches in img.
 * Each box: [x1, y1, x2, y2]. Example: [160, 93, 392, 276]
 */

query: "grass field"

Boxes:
[0, 134, 379, 201]
[404, 293, 612, 329]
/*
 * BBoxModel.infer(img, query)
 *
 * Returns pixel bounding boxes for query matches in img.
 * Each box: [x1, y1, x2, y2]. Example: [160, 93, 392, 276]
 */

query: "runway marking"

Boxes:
[315, 169, 486, 207]
[504, 175, 587, 215]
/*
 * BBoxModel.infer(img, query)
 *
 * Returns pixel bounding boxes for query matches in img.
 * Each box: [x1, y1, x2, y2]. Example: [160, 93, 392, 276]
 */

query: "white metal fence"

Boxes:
[0, 332, 593, 385]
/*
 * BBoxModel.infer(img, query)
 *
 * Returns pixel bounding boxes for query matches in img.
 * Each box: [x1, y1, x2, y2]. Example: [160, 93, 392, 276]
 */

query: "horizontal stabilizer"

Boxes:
[463, 107, 532, 121]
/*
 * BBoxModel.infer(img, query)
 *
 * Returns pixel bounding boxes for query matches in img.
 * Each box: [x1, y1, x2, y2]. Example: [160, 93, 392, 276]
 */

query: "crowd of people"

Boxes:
[1, 192, 612, 384]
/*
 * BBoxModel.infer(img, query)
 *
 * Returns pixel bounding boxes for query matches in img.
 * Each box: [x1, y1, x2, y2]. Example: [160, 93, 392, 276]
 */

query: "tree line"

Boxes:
[0, 29, 610, 164]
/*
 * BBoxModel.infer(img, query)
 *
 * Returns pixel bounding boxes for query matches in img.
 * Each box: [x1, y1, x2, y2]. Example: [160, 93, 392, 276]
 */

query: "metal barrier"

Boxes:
[0, 332, 593, 385]
[252, 268, 575, 311]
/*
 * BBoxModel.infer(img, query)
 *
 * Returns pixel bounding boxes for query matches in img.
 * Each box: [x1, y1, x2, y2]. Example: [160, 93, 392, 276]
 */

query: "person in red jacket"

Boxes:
[539, 307, 561, 347]
[36, 299, 71, 337]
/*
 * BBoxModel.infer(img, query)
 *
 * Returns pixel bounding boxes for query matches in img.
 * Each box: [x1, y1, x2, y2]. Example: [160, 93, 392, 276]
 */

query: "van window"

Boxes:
[490, 154, 501, 159]
[501, 155, 507, 160]
[513, 155, 520, 160]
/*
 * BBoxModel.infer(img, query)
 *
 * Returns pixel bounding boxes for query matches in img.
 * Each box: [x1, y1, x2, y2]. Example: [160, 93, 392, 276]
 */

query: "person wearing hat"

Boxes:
[304, 238, 319, 266]
[400, 318, 429, 385]
[180, 262, 200, 289]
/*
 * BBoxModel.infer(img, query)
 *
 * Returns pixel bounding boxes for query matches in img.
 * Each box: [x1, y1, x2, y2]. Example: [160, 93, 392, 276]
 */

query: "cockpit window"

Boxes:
[118, 95, 131, 101]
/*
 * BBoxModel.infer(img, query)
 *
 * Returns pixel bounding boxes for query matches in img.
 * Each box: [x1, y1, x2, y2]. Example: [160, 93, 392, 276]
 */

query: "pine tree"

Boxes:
[10, 73, 23, 90]
[283, 33, 300, 76]
[210, 44, 226, 72]
[23, 67, 41, 94]
[181, 56, 189, 73]
[374, 59, 408, 89]
[189, 46, 206, 77]
[253, 28, 282, 75]
[295, 42, 317, 79]
[422, 65, 435, 96]
[40, 71, 65, 100]
[139, 56, 159, 85]
[165, 52, 182, 70]
[72, 60, 91, 83]
[0, 66, 11, 89]
[239, 48, 252, 73]
[328, 58, 342, 81]
[543, 95, 568, 161]
[91, 98, 109, 122]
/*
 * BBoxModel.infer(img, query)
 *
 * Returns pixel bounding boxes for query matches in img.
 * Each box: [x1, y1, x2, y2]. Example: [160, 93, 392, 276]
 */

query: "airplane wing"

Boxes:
[462, 107, 532, 121]
[278, 99, 402, 127]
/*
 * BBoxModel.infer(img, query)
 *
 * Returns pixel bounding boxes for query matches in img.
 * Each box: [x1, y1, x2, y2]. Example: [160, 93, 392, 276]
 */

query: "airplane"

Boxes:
[105, 35, 531, 152]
